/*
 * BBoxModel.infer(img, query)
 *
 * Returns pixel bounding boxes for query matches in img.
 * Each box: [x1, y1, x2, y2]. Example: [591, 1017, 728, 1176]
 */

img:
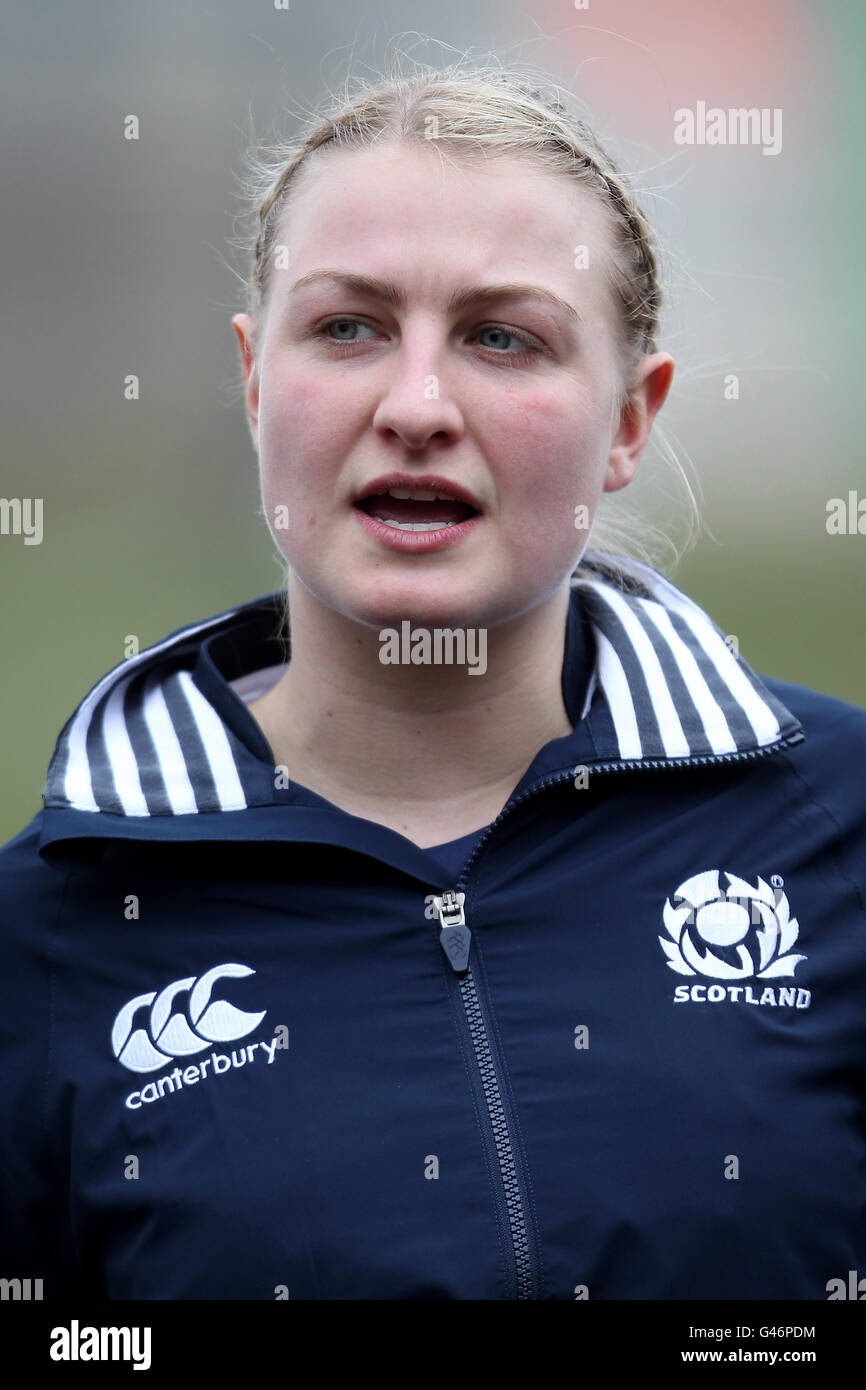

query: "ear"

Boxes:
[603, 353, 674, 493]
[232, 313, 260, 453]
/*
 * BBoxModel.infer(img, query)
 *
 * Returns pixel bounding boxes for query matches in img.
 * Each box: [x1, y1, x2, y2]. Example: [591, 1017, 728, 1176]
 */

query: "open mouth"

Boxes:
[355, 489, 479, 532]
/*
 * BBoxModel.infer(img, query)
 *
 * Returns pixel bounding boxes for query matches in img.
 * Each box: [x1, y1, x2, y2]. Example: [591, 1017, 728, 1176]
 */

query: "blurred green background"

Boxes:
[2, 0, 864, 844]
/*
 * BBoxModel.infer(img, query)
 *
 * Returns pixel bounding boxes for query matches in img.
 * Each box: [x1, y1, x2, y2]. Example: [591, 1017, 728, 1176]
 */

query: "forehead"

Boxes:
[273, 141, 617, 323]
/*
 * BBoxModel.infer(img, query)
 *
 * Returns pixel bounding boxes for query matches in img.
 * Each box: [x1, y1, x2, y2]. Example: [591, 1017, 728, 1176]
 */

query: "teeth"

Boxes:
[380, 519, 458, 531]
[384, 488, 458, 502]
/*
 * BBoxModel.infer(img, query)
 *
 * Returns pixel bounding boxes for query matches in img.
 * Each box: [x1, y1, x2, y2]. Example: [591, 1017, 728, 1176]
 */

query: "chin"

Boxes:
[343, 582, 491, 631]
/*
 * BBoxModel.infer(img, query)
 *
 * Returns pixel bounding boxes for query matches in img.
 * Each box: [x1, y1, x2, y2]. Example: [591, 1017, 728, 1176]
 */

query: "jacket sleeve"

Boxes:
[0, 813, 78, 1298]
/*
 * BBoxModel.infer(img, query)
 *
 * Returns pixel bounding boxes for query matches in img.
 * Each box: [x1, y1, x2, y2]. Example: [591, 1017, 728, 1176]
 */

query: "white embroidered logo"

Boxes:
[111, 963, 267, 1073]
[660, 870, 806, 981]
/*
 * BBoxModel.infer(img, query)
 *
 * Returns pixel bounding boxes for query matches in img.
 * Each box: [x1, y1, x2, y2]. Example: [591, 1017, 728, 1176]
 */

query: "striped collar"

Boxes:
[572, 554, 803, 761]
[41, 551, 804, 824]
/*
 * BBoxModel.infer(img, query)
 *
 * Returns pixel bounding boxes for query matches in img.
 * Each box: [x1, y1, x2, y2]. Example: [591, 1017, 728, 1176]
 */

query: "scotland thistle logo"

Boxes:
[660, 870, 806, 981]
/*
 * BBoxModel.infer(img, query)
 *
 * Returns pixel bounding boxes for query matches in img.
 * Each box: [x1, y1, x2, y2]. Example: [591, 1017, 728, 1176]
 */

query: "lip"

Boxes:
[353, 472, 484, 514]
[354, 507, 484, 553]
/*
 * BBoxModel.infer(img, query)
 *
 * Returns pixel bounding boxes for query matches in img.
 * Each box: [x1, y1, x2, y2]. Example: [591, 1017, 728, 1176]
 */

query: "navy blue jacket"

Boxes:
[2, 552, 865, 1300]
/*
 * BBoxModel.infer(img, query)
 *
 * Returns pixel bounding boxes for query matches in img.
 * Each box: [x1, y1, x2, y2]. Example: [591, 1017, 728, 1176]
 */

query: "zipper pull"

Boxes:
[432, 890, 471, 972]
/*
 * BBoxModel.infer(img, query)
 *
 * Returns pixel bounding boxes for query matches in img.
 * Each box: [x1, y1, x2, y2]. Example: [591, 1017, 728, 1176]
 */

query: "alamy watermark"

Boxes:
[826, 1269, 866, 1299]
[674, 102, 782, 156]
[379, 622, 487, 675]
[1, 1276, 43, 1300]
[0, 497, 43, 544]
[50, 1320, 151, 1370]
[826, 490, 866, 534]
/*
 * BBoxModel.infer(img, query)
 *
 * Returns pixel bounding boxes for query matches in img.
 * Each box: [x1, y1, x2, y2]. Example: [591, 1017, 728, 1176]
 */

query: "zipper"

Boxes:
[431, 886, 536, 1300]
[429, 731, 804, 1300]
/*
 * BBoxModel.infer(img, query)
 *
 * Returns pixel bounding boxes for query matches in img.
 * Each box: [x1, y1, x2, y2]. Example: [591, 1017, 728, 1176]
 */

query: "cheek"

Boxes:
[487, 388, 610, 512]
[258, 368, 348, 504]
[261, 369, 325, 454]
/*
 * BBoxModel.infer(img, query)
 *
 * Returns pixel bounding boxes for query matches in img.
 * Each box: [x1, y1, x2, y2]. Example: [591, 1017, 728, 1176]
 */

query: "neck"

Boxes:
[248, 578, 576, 836]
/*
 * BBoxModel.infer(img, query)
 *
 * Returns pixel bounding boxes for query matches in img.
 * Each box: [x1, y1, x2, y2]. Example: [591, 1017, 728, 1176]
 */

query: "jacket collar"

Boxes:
[39, 551, 804, 849]
[572, 553, 803, 761]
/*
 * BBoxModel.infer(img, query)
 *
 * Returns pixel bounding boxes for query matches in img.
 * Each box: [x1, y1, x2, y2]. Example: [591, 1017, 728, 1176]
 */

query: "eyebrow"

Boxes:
[288, 269, 584, 326]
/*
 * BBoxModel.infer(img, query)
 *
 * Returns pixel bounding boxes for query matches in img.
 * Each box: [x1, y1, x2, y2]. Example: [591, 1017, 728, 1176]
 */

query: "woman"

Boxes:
[1, 61, 864, 1302]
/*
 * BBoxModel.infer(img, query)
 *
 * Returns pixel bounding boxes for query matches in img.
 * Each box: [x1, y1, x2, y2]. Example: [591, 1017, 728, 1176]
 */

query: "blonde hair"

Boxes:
[229, 52, 703, 586]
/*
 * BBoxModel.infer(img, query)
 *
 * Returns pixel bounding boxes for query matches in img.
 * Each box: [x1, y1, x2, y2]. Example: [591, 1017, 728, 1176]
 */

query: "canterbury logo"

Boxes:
[660, 869, 806, 981]
[111, 962, 267, 1073]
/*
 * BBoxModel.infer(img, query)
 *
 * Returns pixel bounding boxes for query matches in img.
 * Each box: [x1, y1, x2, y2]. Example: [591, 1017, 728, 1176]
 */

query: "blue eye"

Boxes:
[476, 325, 532, 354]
[322, 319, 377, 342]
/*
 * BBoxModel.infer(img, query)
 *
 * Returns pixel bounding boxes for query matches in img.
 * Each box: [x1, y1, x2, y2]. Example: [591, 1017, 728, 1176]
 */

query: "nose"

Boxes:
[371, 325, 464, 451]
